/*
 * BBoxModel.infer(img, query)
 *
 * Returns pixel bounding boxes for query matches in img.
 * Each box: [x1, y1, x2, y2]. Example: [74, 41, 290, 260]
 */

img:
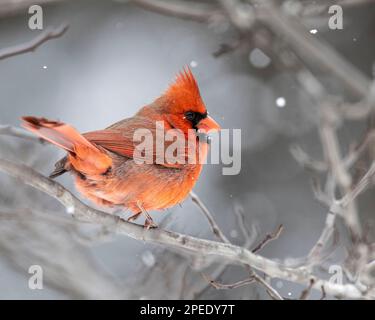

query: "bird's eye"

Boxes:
[185, 111, 196, 121]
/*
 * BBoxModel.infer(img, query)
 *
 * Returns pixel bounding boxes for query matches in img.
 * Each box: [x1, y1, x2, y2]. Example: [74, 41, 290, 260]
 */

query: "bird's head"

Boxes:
[157, 67, 220, 137]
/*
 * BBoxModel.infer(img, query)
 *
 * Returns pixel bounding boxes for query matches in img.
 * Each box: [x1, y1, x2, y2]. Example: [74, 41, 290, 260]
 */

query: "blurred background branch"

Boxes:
[0, 0, 64, 18]
[0, 23, 68, 60]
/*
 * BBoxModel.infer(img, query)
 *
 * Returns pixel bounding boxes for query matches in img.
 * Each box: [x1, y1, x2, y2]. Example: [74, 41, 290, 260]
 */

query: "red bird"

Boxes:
[22, 68, 220, 227]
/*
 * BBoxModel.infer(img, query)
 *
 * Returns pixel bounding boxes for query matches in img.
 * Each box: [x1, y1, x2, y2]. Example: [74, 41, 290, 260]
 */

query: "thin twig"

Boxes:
[201, 273, 255, 290]
[233, 205, 257, 246]
[252, 224, 284, 253]
[340, 161, 375, 208]
[299, 279, 315, 300]
[202, 269, 283, 300]
[190, 191, 230, 243]
[306, 211, 337, 264]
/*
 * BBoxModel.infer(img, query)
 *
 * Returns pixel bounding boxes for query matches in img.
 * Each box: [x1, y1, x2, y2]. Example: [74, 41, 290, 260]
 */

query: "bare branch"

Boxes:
[217, 0, 255, 30]
[255, 5, 370, 99]
[189, 206, 256, 299]
[295, 68, 364, 241]
[202, 268, 283, 300]
[306, 211, 337, 264]
[0, 23, 69, 61]
[341, 81, 375, 120]
[0, 0, 63, 18]
[290, 145, 327, 173]
[299, 279, 315, 300]
[252, 224, 283, 253]
[201, 272, 255, 290]
[305, 160, 375, 265]
[194, 196, 283, 299]
[251, 272, 283, 300]
[311, 177, 332, 206]
[343, 129, 375, 168]
[190, 191, 230, 243]
[213, 0, 371, 100]
[129, 0, 219, 22]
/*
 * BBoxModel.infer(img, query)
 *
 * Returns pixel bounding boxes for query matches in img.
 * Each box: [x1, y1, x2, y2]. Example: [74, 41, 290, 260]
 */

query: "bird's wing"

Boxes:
[84, 117, 195, 169]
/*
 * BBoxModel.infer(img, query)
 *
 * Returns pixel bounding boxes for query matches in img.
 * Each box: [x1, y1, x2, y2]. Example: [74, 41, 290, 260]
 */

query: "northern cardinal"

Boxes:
[22, 68, 220, 227]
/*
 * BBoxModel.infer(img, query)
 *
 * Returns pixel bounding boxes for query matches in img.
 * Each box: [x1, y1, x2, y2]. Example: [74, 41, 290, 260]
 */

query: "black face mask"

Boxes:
[184, 111, 208, 130]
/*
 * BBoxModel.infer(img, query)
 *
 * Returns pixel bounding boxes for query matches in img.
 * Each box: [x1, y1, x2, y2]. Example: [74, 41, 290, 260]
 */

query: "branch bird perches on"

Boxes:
[0, 156, 370, 299]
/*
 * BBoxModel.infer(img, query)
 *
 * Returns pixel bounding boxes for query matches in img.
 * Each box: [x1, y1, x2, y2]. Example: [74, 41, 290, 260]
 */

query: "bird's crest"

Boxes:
[164, 67, 205, 113]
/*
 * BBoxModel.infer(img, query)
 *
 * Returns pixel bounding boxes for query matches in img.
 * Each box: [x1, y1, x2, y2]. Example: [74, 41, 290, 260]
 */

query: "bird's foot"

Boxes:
[144, 218, 158, 230]
[136, 201, 158, 229]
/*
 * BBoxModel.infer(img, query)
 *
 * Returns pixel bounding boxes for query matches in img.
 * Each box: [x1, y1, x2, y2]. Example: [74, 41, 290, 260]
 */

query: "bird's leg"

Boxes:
[144, 217, 157, 230]
[136, 200, 157, 229]
[127, 211, 142, 222]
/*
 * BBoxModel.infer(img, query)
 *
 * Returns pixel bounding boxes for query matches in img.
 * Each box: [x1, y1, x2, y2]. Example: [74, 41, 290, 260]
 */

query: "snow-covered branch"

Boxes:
[0, 157, 372, 299]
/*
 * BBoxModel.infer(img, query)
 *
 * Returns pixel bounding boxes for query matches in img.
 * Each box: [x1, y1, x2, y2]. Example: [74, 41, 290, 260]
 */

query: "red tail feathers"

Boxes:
[21, 117, 112, 176]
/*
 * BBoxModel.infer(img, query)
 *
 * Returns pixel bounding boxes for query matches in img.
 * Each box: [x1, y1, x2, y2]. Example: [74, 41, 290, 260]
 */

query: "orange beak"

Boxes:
[197, 115, 221, 133]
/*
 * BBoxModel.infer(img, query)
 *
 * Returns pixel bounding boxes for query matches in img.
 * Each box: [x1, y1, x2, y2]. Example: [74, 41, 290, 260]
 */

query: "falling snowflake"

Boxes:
[276, 97, 286, 108]
[309, 29, 318, 34]
[142, 250, 156, 267]
[190, 60, 198, 68]
[66, 206, 75, 214]
[42, 65, 48, 69]
[230, 229, 238, 238]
